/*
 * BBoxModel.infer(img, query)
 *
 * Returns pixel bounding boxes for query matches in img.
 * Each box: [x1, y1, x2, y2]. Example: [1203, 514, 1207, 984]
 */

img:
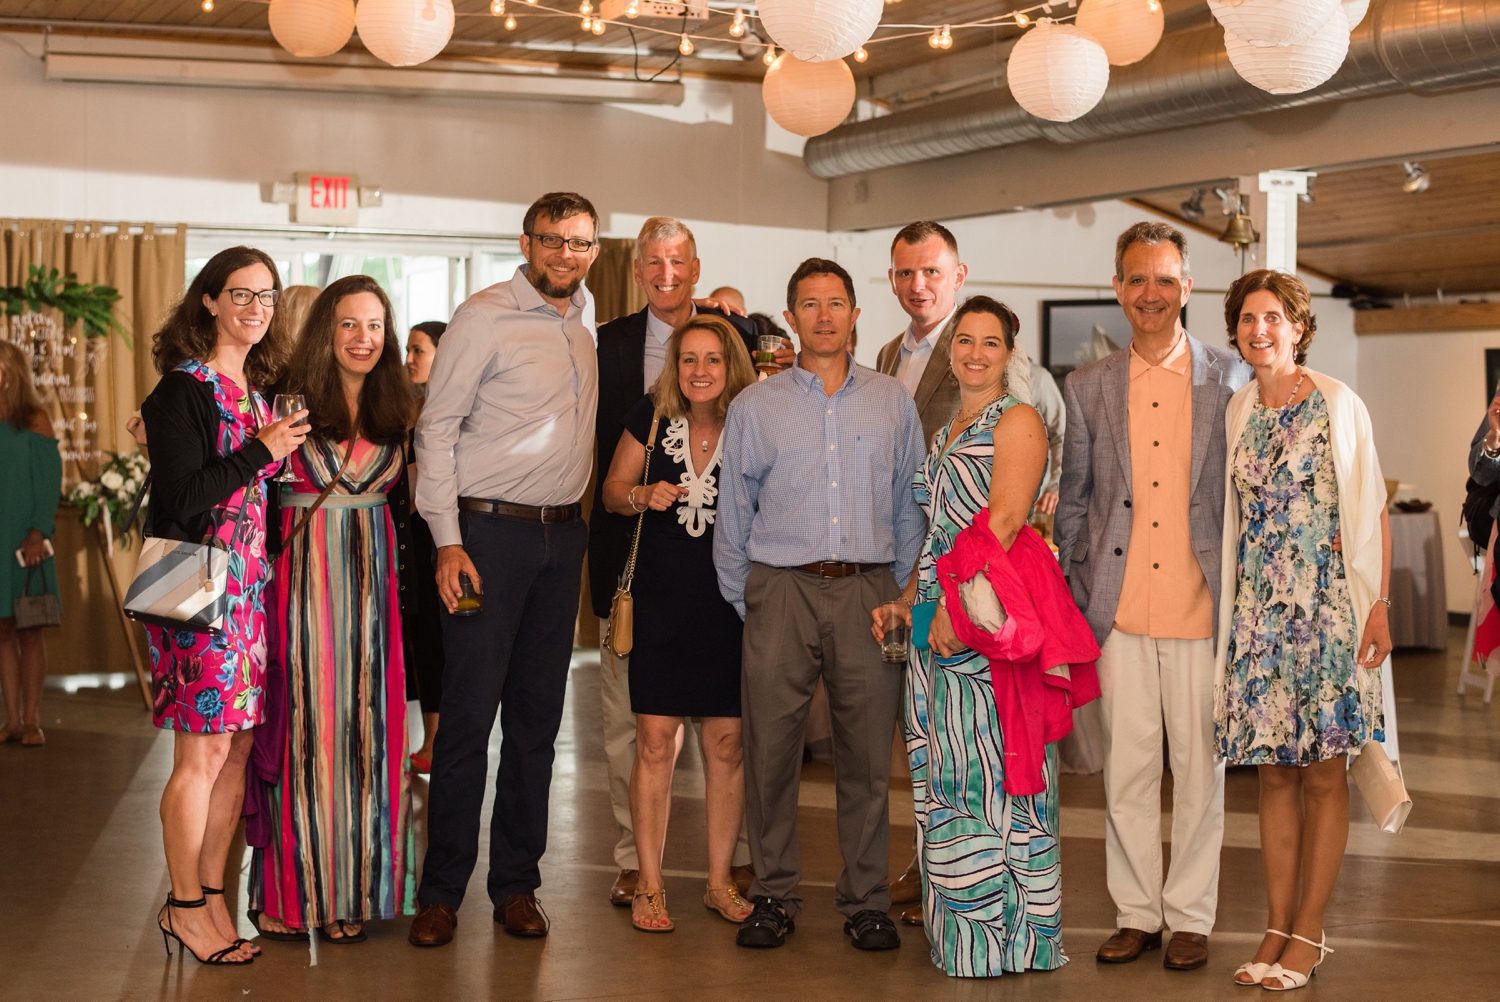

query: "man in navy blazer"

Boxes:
[590, 217, 790, 908]
[1054, 222, 1250, 973]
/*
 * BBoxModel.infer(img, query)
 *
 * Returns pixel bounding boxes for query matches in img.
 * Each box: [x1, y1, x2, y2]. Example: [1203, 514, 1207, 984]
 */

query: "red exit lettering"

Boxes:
[309, 176, 350, 209]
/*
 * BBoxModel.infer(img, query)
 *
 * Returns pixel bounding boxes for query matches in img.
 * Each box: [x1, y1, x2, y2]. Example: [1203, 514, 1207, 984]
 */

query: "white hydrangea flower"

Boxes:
[100, 470, 124, 490]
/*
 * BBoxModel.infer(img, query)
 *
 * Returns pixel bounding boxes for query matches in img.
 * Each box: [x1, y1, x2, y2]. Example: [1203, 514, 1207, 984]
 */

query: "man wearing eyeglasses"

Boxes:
[409, 192, 601, 948]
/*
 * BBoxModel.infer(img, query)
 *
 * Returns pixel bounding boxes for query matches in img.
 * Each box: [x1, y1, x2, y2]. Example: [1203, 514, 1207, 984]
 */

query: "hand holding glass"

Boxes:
[271, 393, 307, 482]
[756, 334, 781, 374]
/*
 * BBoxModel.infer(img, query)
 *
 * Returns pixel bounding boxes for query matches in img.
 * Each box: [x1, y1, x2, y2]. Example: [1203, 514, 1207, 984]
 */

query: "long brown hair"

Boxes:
[283, 275, 413, 445]
[649, 315, 757, 420]
[0, 340, 46, 430]
[151, 246, 291, 387]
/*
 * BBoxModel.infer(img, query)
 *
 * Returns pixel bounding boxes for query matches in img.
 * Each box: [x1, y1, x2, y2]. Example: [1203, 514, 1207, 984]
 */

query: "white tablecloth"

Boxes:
[1388, 510, 1447, 650]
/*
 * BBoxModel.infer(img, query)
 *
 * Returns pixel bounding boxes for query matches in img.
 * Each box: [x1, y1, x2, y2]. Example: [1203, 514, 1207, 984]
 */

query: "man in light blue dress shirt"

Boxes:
[715, 258, 925, 952]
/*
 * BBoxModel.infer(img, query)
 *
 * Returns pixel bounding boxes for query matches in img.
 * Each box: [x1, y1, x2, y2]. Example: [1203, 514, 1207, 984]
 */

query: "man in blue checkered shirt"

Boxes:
[714, 257, 925, 953]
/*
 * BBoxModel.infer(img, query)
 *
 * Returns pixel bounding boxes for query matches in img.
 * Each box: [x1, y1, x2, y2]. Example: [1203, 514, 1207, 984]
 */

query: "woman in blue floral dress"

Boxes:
[1216, 271, 1392, 992]
[140, 248, 307, 966]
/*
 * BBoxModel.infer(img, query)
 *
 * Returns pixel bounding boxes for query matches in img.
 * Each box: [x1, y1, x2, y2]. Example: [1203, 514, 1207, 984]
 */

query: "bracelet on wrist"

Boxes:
[1484, 440, 1500, 460]
[629, 487, 646, 513]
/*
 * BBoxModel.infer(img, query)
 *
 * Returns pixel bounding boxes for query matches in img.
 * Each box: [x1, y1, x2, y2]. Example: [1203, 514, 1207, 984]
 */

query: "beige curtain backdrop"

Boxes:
[574, 239, 647, 647]
[0, 220, 186, 677]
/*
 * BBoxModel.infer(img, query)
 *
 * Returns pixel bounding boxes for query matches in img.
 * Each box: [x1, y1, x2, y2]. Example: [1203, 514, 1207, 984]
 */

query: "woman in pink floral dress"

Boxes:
[140, 247, 306, 966]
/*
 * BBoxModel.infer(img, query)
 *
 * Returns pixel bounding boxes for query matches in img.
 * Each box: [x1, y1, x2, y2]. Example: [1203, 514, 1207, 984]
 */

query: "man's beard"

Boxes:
[532, 267, 583, 301]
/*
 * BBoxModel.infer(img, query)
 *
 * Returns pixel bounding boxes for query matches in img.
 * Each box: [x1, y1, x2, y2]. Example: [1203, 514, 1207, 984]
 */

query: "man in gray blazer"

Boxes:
[872, 220, 1033, 926]
[875, 221, 1032, 451]
[1055, 222, 1250, 973]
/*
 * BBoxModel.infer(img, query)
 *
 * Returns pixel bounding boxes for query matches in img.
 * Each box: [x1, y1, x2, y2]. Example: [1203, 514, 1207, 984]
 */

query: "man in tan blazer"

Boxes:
[875, 221, 1033, 927]
[875, 222, 1032, 452]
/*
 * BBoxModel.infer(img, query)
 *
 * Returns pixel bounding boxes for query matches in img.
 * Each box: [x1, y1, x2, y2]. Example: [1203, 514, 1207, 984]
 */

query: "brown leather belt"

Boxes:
[792, 561, 883, 578]
[458, 497, 581, 523]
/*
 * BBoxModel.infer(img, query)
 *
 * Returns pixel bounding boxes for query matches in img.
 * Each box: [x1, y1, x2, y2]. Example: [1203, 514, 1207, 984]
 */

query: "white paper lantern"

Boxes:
[1007, 22, 1111, 124]
[762, 53, 856, 137]
[356, 0, 455, 67]
[756, 0, 883, 63]
[1342, 0, 1370, 29]
[269, 0, 355, 58]
[1225, 5, 1349, 94]
[1209, 0, 1340, 48]
[1075, 0, 1164, 67]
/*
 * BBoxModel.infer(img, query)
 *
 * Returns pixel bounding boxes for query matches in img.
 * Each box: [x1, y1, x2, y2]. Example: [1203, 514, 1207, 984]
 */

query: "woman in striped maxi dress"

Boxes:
[250, 275, 417, 942]
[873, 296, 1065, 978]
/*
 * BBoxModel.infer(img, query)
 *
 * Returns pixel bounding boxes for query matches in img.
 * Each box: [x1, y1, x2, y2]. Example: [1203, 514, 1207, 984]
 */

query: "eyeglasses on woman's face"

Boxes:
[224, 288, 280, 307]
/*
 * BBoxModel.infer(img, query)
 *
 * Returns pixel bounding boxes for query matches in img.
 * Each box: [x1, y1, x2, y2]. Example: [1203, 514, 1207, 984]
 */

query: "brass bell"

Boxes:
[1219, 194, 1259, 251]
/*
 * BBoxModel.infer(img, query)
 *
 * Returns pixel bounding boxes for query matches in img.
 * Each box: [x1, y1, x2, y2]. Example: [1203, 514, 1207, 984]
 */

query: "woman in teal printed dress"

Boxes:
[871, 296, 1062, 978]
[0, 340, 61, 747]
[140, 247, 307, 966]
[1215, 271, 1392, 992]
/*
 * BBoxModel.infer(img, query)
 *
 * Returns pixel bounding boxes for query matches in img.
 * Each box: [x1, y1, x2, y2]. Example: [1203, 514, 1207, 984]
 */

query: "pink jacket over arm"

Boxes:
[935, 512, 1102, 797]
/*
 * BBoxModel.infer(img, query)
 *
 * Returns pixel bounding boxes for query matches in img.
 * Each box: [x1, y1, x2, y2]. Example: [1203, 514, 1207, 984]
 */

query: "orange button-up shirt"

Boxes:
[1112, 333, 1214, 640]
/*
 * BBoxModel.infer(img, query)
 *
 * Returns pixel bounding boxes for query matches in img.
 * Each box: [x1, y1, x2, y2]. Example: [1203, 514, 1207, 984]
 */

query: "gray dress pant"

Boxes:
[741, 563, 903, 918]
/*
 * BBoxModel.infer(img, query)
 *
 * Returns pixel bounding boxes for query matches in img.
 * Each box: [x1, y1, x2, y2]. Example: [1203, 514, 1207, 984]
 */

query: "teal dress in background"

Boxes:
[906, 394, 1066, 978]
[0, 421, 62, 615]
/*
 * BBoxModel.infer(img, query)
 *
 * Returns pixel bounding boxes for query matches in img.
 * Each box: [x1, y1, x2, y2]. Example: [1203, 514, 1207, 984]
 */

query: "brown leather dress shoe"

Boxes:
[1096, 927, 1163, 963]
[730, 865, 755, 897]
[408, 903, 458, 947]
[890, 857, 921, 905]
[497, 894, 549, 937]
[610, 869, 638, 907]
[1163, 931, 1209, 970]
[895, 902, 923, 926]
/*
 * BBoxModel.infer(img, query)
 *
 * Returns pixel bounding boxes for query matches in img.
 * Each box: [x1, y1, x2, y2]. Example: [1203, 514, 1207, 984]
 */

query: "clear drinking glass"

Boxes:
[454, 572, 483, 617]
[756, 334, 781, 374]
[881, 613, 909, 664]
[271, 393, 306, 483]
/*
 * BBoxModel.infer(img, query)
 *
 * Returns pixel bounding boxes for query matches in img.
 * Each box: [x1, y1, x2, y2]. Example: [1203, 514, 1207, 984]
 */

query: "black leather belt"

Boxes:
[458, 497, 581, 523]
[792, 561, 882, 578]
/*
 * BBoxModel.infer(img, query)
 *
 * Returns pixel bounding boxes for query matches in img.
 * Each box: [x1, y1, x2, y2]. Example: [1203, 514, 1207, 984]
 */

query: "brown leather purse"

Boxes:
[605, 408, 661, 660]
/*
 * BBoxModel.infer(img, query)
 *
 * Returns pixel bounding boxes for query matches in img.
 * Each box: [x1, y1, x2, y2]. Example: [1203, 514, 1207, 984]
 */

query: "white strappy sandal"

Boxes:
[1233, 928, 1290, 986]
[1261, 932, 1334, 991]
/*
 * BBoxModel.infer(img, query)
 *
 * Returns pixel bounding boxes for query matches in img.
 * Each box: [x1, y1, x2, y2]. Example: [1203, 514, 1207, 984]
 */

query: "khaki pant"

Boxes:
[1098, 630, 1225, 937]
[598, 619, 750, 871]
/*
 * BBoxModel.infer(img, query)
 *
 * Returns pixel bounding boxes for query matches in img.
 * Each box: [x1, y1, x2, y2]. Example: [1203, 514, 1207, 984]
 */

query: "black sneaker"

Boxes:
[736, 897, 794, 948]
[844, 909, 900, 951]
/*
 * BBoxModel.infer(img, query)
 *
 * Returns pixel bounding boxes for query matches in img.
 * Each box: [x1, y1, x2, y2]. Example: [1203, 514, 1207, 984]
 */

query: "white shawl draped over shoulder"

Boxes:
[1213, 369, 1397, 759]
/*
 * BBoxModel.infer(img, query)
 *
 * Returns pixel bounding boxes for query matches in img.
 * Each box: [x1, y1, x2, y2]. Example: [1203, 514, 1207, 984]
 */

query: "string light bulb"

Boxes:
[579, 0, 592, 14]
[505, 13, 517, 28]
[729, 8, 746, 37]
[929, 25, 951, 48]
[625, 0, 639, 15]
[201, 0, 214, 10]
[1147, 0, 1160, 9]
[763, 43, 776, 65]
[491, 0, 504, 13]
[679, 32, 694, 54]
[592, 16, 606, 33]
[526, 0, 537, 4]
[1015, 11, 1030, 27]
[580, 15, 593, 30]
[854, 45, 868, 62]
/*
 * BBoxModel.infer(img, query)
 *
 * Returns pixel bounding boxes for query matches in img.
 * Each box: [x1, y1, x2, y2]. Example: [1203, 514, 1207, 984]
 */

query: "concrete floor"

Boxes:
[3, 628, 1498, 1001]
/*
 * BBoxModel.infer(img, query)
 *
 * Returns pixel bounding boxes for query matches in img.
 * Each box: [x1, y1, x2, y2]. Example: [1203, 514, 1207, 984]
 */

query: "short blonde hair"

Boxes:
[635, 216, 697, 263]
[649, 315, 756, 420]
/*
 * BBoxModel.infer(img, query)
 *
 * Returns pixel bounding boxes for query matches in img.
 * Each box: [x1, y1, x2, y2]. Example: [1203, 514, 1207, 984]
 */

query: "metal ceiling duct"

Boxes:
[804, 0, 1500, 179]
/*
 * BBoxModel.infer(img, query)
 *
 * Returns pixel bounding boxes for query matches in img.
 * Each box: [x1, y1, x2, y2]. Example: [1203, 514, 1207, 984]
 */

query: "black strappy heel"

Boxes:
[201, 886, 261, 955]
[158, 895, 253, 965]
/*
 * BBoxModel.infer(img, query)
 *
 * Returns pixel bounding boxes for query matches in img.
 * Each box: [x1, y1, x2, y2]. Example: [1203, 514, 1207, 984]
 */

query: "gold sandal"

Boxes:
[703, 885, 753, 923]
[631, 888, 674, 933]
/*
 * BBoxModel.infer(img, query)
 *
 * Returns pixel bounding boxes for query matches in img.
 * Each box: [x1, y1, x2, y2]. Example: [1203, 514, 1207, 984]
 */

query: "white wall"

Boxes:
[1360, 328, 1500, 614]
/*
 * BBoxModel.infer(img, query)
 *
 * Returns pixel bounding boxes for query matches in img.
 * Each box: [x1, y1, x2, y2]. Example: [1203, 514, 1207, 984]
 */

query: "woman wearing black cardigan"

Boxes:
[140, 247, 306, 966]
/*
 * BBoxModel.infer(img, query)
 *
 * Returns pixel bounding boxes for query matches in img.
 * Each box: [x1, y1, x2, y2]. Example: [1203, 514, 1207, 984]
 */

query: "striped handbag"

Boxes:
[122, 474, 248, 633]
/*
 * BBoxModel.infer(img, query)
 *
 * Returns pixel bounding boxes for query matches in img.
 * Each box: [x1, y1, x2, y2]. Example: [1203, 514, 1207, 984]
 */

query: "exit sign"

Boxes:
[293, 172, 360, 225]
